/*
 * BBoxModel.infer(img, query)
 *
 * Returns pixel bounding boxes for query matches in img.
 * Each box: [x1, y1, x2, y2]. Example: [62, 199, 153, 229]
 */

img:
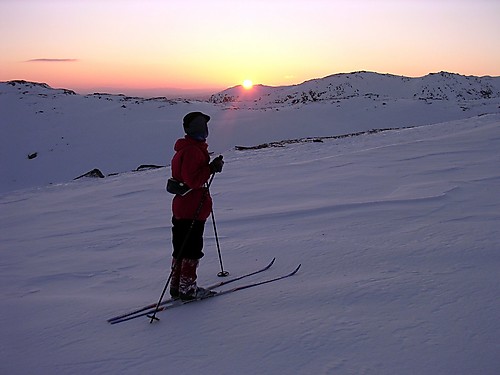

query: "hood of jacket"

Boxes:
[174, 136, 208, 153]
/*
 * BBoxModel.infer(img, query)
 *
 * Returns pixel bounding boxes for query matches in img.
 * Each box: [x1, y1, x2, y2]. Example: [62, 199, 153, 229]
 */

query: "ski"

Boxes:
[107, 258, 276, 323]
[109, 263, 301, 325]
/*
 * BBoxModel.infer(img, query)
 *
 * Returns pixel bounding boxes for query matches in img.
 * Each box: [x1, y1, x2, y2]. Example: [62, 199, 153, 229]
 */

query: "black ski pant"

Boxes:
[171, 217, 206, 260]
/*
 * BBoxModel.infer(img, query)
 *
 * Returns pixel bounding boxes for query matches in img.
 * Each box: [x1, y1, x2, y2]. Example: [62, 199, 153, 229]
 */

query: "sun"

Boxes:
[242, 79, 253, 89]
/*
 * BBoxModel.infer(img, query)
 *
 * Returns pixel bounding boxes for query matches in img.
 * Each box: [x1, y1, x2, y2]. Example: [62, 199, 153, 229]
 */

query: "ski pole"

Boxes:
[149, 174, 215, 323]
[206, 181, 229, 277]
[210, 206, 229, 277]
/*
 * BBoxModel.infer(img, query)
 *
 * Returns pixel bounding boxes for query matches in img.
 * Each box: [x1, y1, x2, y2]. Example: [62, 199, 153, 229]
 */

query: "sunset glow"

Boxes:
[0, 0, 499, 96]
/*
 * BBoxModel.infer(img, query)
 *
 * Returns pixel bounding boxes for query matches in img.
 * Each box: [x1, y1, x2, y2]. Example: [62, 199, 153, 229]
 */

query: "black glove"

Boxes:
[209, 155, 224, 173]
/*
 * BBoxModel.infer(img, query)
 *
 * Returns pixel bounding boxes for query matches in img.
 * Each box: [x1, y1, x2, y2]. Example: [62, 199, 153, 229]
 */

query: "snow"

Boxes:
[1, 72, 499, 194]
[1, 75, 500, 374]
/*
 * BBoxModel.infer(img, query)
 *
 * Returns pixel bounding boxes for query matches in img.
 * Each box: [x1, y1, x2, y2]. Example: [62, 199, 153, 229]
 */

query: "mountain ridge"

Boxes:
[209, 71, 500, 108]
[2, 71, 500, 107]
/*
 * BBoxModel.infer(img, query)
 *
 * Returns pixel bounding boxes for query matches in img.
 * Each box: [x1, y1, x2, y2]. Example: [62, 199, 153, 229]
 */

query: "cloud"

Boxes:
[26, 58, 78, 63]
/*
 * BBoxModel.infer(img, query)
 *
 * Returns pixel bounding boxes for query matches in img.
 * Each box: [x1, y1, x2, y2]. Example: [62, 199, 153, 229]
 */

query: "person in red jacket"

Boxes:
[169, 111, 224, 300]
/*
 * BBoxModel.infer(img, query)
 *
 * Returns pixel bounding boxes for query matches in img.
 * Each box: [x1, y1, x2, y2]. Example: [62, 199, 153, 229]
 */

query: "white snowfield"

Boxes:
[1, 74, 499, 374]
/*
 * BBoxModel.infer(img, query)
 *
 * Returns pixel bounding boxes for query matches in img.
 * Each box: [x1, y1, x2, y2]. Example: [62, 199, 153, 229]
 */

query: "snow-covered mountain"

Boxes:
[1, 71, 499, 194]
[210, 71, 500, 107]
[1, 71, 499, 374]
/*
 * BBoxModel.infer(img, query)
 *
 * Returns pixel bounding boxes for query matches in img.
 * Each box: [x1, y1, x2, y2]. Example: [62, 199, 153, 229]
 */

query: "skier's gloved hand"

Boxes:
[209, 155, 224, 173]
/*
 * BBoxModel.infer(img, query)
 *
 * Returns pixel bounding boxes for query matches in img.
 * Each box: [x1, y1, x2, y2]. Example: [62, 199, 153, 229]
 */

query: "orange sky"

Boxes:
[1, 0, 499, 96]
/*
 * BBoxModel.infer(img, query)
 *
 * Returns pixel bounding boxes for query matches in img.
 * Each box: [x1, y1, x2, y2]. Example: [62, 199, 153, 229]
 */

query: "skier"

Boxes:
[169, 111, 224, 300]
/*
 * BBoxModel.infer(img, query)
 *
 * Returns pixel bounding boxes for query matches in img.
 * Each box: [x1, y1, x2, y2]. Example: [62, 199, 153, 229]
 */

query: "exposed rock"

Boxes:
[235, 127, 411, 151]
[135, 164, 164, 171]
[74, 168, 105, 180]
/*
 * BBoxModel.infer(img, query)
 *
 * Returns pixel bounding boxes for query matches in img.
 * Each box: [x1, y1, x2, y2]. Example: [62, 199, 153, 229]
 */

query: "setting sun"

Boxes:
[243, 79, 253, 89]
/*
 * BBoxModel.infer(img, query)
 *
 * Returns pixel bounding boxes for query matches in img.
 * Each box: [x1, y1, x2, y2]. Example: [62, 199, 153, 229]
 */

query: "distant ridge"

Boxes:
[209, 71, 500, 108]
[1, 79, 185, 105]
[6, 79, 77, 95]
[3, 71, 500, 108]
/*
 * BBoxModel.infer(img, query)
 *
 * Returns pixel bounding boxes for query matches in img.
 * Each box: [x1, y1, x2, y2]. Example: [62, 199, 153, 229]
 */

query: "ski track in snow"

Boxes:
[1, 86, 500, 374]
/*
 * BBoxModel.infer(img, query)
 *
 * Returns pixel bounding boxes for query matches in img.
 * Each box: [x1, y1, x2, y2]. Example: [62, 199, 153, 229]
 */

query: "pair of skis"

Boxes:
[107, 258, 300, 325]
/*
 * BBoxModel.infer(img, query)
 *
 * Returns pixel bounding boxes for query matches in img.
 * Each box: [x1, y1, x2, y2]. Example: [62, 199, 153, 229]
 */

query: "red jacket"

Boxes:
[171, 136, 212, 220]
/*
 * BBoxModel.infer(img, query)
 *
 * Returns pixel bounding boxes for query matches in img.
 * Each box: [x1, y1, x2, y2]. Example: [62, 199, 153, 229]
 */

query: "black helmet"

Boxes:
[182, 112, 210, 140]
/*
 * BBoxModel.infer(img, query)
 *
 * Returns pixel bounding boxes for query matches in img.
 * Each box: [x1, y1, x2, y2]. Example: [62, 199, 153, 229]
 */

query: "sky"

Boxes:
[1, 0, 499, 96]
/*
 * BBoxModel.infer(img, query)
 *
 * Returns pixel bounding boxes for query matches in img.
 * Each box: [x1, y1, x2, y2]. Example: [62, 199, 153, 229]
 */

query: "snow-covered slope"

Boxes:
[1, 72, 499, 194]
[1, 113, 499, 375]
